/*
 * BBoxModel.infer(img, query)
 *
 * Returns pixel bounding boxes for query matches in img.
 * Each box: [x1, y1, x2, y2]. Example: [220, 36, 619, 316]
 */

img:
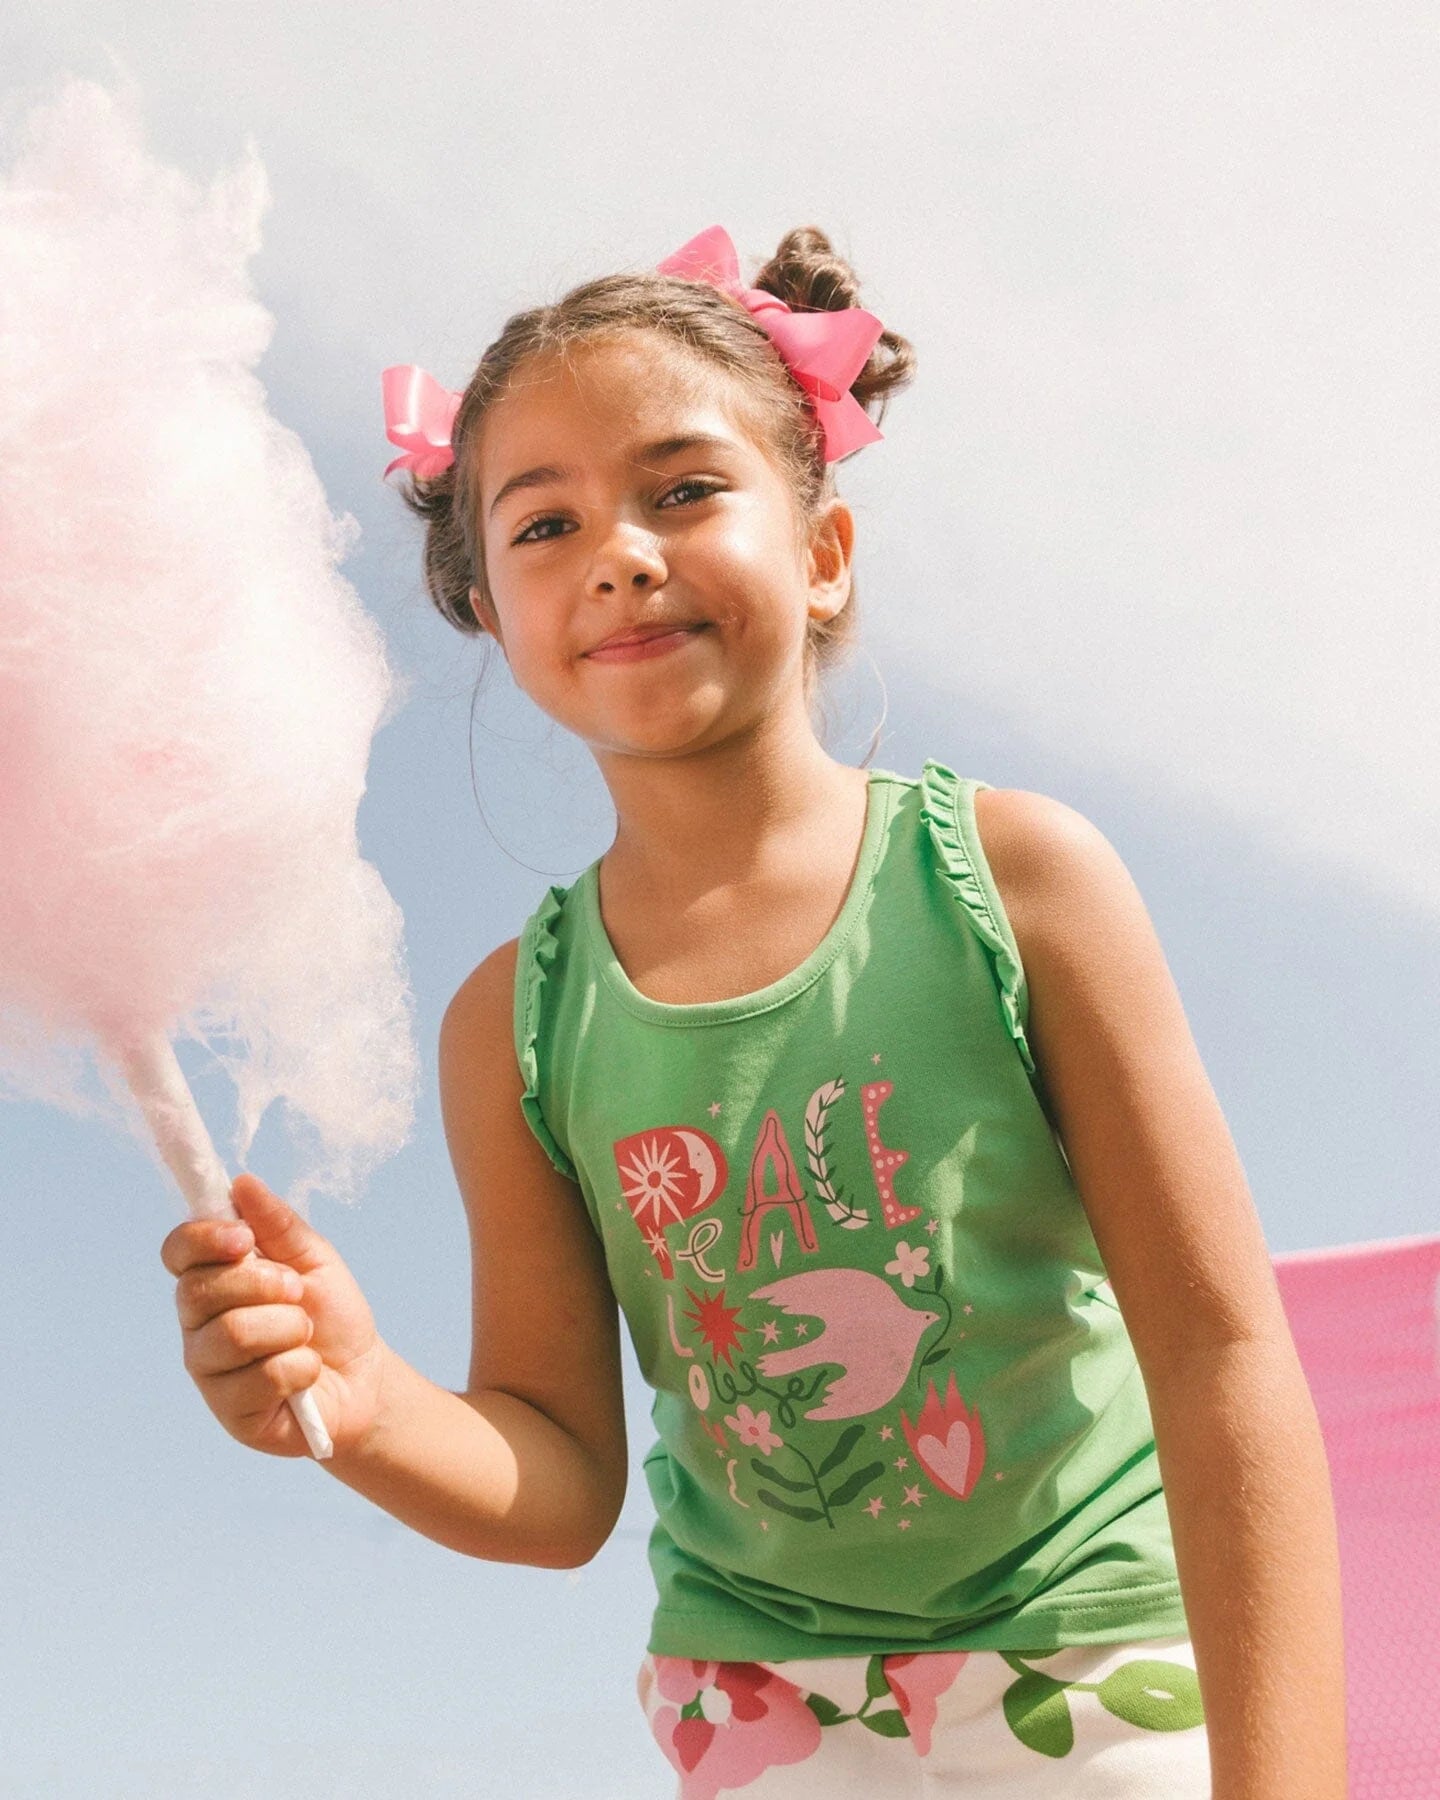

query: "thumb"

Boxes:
[229, 1172, 329, 1274]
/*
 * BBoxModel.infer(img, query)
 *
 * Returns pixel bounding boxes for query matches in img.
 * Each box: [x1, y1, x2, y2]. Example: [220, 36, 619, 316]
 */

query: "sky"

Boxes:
[0, 3, 1436, 1795]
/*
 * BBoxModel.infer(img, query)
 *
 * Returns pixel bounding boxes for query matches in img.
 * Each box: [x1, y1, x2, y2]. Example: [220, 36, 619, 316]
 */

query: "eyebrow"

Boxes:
[487, 433, 738, 520]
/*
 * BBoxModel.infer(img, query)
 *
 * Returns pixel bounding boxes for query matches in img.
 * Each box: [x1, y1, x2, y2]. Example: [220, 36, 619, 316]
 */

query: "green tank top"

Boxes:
[512, 760, 1189, 1659]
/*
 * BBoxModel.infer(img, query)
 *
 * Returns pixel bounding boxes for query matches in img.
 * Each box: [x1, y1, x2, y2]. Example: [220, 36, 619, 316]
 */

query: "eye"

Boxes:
[509, 480, 723, 547]
[659, 478, 724, 509]
[511, 513, 571, 547]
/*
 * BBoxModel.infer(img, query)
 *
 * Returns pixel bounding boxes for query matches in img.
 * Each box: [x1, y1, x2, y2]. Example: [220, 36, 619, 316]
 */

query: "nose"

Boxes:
[586, 522, 668, 597]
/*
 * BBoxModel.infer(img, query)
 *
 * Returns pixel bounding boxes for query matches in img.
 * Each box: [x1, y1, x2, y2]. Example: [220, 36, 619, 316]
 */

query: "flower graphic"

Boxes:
[618, 1134, 689, 1227]
[724, 1403, 783, 1456]
[638, 1658, 821, 1799]
[898, 1373, 986, 1500]
[881, 1653, 970, 1756]
[885, 1241, 930, 1288]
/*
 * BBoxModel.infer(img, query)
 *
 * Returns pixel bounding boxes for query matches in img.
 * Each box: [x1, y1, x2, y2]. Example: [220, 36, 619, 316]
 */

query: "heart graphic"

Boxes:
[918, 1424, 972, 1494]
[900, 1374, 986, 1499]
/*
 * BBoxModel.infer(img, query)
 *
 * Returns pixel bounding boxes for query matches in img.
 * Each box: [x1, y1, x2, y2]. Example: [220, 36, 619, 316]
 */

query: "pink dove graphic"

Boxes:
[750, 1268, 941, 1420]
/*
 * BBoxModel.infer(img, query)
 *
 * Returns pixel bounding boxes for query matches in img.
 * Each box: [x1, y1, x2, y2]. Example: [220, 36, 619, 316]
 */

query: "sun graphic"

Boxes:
[683, 1287, 747, 1368]
[617, 1134, 690, 1228]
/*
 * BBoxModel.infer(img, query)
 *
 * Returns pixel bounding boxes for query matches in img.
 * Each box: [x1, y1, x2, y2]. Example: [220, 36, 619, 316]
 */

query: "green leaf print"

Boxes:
[756, 1490, 826, 1523]
[804, 1693, 847, 1727]
[858, 1708, 912, 1737]
[1096, 1660, 1205, 1732]
[750, 1458, 811, 1492]
[817, 1422, 866, 1479]
[1002, 1671, 1075, 1758]
[824, 1460, 888, 1509]
[865, 1654, 891, 1700]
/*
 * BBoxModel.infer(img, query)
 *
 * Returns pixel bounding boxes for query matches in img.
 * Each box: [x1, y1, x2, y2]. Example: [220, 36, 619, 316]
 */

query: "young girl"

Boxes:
[161, 224, 1347, 1798]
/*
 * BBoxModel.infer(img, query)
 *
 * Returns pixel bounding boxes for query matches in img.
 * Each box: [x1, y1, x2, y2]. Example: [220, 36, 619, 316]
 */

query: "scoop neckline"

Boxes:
[579, 767, 898, 1026]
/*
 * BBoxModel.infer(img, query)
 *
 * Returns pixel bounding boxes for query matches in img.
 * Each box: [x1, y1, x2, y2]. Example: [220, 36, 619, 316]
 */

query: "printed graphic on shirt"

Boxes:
[613, 1124, 728, 1280]
[861, 1079, 922, 1228]
[804, 1078, 868, 1228]
[898, 1373, 987, 1499]
[750, 1269, 941, 1420]
[737, 1109, 821, 1272]
[609, 1060, 990, 1530]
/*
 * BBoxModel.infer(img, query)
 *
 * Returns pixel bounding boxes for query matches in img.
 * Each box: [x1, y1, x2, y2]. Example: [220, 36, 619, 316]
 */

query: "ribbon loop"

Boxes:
[381, 365, 462, 480]
[658, 225, 885, 463]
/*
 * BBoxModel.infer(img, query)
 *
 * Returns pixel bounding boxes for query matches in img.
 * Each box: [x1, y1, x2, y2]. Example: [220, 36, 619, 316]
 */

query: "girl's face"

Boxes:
[471, 332, 852, 762]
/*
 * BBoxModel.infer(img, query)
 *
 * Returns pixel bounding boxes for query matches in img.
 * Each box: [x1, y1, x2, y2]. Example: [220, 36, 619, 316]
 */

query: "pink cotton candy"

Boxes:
[0, 76, 417, 1206]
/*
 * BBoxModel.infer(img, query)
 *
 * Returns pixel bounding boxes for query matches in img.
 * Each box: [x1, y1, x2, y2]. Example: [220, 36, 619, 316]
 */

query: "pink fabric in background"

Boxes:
[1273, 1234, 1440, 1798]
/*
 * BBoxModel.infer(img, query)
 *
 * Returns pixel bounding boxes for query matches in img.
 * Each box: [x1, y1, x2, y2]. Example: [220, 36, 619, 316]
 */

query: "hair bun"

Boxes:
[752, 226, 915, 418]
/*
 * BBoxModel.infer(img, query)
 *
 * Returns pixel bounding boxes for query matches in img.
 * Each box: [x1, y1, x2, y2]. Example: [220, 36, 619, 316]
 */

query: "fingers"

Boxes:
[183, 1298, 314, 1380]
[174, 1251, 306, 1332]
[230, 1173, 329, 1274]
[160, 1215, 253, 1280]
[200, 1345, 326, 1428]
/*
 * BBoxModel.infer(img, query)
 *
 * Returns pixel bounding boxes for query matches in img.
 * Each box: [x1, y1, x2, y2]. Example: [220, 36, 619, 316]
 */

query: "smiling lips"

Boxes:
[585, 623, 704, 663]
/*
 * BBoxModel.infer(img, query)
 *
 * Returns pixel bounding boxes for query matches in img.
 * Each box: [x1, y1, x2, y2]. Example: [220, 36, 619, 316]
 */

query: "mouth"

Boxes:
[585, 623, 706, 659]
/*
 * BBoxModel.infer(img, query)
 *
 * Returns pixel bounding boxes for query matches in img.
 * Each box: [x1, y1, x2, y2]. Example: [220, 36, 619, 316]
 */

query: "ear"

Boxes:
[469, 585, 504, 646]
[804, 498, 855, 625]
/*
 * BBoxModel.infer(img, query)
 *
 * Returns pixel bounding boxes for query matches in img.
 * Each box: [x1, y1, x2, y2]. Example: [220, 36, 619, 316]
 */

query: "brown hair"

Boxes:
[394, 225, 915, 716]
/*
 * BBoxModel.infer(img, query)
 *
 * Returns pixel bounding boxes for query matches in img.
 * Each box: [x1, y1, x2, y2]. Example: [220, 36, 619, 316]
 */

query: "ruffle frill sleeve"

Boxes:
[513, 884, 581, 1182]
[918, 759, 1038, 1079]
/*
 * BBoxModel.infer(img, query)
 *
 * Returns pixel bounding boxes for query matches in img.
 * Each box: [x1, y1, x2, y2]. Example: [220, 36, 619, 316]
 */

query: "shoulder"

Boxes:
[441, 937, 521, 1071]
[971, 786, 1137, 964]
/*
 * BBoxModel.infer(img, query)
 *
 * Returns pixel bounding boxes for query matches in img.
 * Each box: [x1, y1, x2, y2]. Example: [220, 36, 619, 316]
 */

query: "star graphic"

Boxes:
[903, 1484, 924, 1507]
[716, 1447, 725, 1458]
[925, 1218, 940, 1235]
[708, 1102, 722, 1117]
[760, 1320, 781, 1344]
[794, 1321, 809, 1339]
[879, 1425, 894, 1441]
[894, 1456, 909, 1471]
[994, 1472, 1005, 1481]
[963, 1305, 974, 1315]
[897, 1518, 912, 1531]
[865, 1496, 886, 1519]
[871, 1052, 882, 1064]
[760, 1520, 769, 1531]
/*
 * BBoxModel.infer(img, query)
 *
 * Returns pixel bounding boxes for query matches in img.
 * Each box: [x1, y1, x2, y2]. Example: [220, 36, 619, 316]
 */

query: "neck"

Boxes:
[591, 711, 864, 897]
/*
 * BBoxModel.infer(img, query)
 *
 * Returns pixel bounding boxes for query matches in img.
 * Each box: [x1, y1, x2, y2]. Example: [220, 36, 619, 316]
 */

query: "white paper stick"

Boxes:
[113, 1031, 334, 1462]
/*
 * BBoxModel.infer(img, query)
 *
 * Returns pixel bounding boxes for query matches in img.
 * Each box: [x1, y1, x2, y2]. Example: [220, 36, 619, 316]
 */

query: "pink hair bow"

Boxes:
[656, 225, 885, 463]
[381, 364, 462, 479]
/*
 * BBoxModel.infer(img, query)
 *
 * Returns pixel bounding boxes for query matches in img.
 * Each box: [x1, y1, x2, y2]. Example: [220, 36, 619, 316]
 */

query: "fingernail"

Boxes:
[219, 1227, 252, 1254]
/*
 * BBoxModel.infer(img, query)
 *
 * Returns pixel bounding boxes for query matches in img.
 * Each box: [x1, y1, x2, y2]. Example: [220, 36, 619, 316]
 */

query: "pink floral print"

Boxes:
[880, 1651, 969, 1755]
[640, 1656, 822, 1800]
[723, 1402, 784, 1455]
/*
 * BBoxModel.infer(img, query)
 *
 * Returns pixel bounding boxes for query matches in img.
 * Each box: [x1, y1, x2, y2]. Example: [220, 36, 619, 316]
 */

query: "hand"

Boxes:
[160, 1173, 386, 1458]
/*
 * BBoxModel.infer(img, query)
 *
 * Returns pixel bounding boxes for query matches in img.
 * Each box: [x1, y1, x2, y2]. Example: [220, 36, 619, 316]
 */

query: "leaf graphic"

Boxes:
[858, 1708, 911, 1737]
[817, 1423, 865, 1479]
[756, 1490, 826, 1523]
[921, 1348, 949, 1366]
[1002, 1672, 1075, 1758]
[824, 1460, 887, 1509]
[804, 1693, 848, 1726]
[864, 1654, 891, 1700]
[1096, 1660, 1205, 1732]
[750, 1458, 811, 1492]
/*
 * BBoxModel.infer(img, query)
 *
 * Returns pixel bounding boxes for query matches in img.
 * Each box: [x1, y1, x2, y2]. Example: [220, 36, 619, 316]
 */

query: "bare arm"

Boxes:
[165, 937, 627, 1571]
[324, 938, 629, 1568]
[976, 788, 1347, 1800]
